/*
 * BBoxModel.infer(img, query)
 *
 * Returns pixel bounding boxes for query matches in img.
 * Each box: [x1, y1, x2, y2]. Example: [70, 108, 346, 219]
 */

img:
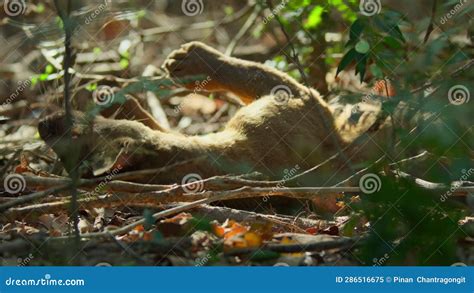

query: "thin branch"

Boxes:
[0, 184, 70, 212]
[22, 175, 171, 193]
[333, 151, 430, 187]
[225, 5, 261, 56]
[224, 236, 361, 255]
[53, 0, 80, 240]
[423, 0, 438, 44]
[141, 4, 253, 40]
[22, 180, 474, 240]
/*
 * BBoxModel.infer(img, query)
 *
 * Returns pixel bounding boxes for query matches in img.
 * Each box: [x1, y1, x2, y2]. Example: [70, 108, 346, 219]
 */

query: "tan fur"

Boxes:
[37, 42, 425, 184]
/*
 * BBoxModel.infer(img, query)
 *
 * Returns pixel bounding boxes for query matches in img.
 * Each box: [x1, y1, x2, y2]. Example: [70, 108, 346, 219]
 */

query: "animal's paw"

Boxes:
[163, 42, 223, 85]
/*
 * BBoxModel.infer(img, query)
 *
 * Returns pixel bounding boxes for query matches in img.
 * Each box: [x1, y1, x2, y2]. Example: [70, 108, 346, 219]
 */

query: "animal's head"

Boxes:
[38, 111, 152, 176]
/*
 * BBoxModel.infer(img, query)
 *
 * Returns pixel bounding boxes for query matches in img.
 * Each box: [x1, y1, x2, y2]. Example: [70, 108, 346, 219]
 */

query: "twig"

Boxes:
[48, 186, 354, 239]
[3, 186, 353, 218]
[143, 65, 171, 130]
[411, 58, 474, 94]
[333, 151, 430, 187]
[393, 170, 474, 192]
[20, 151, 338, 197]
[23, 175, 171, 193]
[56, 196, 213, 239]
[0, 184, 70, 212]
[423, 0, 438, 44]
[7, 180, 474, 220]
[100, 156, 207, 181]
[182, 204, 317, 233]
[54, 0, 80, 241]
[74, 72, 164, 83]
[225, 5, 261, 56]
[0, 149, 22, 178]
[225, 236, 362, 255]
[141, 5, 253, 40]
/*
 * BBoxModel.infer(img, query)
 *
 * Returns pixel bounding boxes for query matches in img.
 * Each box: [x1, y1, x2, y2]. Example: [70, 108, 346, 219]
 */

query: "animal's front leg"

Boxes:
[163, 42, 313, 104]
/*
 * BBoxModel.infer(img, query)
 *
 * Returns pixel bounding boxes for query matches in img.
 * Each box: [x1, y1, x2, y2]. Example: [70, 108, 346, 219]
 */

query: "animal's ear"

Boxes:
[87, 141, 133, 176]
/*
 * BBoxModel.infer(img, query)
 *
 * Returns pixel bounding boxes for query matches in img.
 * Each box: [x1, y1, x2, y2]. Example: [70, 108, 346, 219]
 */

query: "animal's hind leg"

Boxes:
[100, 94, 167, 132]
[163, 42, 312, 104]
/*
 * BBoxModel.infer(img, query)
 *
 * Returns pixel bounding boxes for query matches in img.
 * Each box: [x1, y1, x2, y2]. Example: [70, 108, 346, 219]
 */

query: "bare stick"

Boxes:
[333, 151, 430, 187]
[23, 175, 171, 193]
[0, 184, 70, 212]
[423, 0, 438, 44]
[225, 236, 362, 255]
[20, 153, 336, 196]
[225, 6, 261, 56]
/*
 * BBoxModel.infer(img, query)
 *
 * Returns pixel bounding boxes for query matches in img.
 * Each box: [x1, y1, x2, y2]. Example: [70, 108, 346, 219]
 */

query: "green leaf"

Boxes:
[119, 58, 129, 69]
[143, 209, 155, 230]
[383, 36, 402, 49]
[355, 53, 368, 83]
[136, 10, 146, 19]
[224, 6, 234, 15]
[85, 83, 98, 92]
[249, 250, 280, 261]
[374, 15, 405, 42]
[391, 25, 405, 42]
[355, 39, 370, 54]
[30, 76, 39, 86]
[370, 64, 383, 78]
[337, 48, 357, 76]
[35, 3, 45, 13]
[55, 16, 64, 29]
[304, 6, 324, 29]
[39, 73, 49, 81]
[349, 19, 365, 41]
[189, 218, 213, 232]
[45, 64, 54, 74]
[93, 47, 102, 55]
